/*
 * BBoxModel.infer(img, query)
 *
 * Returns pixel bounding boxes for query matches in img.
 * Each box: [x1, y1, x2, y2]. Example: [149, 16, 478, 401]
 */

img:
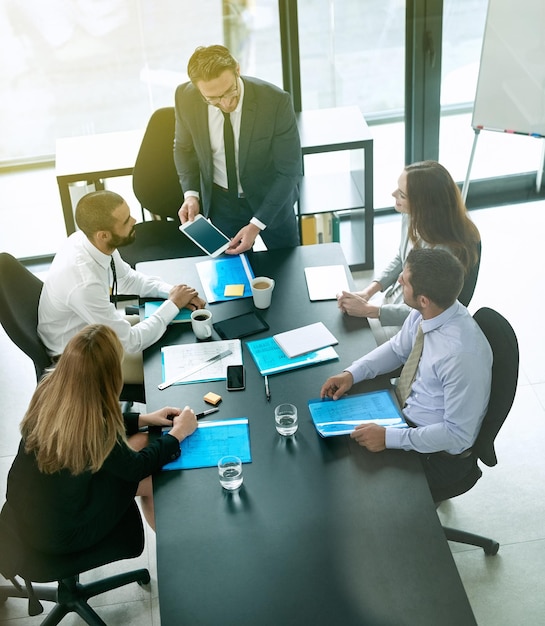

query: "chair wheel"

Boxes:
[138, 571, 151, 586]
[484, 540, 499, 556]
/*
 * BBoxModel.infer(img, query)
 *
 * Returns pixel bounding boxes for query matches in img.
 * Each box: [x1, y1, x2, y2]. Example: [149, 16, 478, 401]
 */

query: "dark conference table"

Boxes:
[138, 244, 476, 626]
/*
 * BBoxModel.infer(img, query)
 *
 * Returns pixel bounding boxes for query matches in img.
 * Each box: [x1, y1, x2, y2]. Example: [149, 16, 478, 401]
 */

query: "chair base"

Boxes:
[443, 526, 500, 555]
[0, 568, 150, 626]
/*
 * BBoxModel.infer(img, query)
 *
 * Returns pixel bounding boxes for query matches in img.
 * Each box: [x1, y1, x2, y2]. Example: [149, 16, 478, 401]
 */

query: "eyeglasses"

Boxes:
[200, 80, 239, 106]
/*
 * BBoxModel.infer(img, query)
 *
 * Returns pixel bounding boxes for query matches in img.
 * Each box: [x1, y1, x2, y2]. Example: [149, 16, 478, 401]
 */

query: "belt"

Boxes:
[213, 183, 245, 198]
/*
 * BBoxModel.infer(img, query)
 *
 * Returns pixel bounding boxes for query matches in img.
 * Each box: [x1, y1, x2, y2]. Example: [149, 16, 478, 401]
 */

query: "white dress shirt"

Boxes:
[38, 231, 179, 355]
[345, 301, 493, 454]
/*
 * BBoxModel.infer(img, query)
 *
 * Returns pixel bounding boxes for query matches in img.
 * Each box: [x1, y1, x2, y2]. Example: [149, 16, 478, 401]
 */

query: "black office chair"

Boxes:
[0, 500, 149, 625]
[458, 240, 482, 307]
[0, 252, 144, 403]
[436, 306, 519, 555]
[0, 252, 52, 381]
[120, 107, 205, 269]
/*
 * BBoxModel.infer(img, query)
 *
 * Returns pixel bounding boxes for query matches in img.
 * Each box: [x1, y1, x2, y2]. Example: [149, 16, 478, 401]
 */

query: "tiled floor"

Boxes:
[1, 200, 545, 625]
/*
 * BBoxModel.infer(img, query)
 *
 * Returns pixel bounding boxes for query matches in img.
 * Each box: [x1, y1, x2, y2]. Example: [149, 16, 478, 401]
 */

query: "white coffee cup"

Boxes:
[191, 309, 213, 340]
[251, 276, 275, 309]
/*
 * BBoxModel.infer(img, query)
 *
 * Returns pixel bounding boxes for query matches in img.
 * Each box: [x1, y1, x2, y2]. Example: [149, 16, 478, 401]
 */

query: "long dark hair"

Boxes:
[405, 160, 480, 273]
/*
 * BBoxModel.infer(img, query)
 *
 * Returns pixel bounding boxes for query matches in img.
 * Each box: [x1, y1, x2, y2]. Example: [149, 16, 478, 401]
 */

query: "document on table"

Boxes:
[144, 301, 192, 324]
[246, 335, 339, 376]
[308, 389, 408, 437]
[304, 264, 350, 301]
[273, 322, 338, 358]
[196, 253, 254, 303]
[161, 340, 242, 385]
[162, 418, 252, 470]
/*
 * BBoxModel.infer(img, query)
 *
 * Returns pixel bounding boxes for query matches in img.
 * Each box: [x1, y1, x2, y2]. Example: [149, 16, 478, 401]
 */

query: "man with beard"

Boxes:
[38, 190, 205, 383]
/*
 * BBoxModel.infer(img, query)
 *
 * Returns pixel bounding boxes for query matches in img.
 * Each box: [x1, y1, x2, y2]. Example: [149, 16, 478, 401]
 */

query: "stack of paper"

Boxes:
[161, 339, 242, 386]
[304, 264, 350, 301]
[273, 322, 338, 358]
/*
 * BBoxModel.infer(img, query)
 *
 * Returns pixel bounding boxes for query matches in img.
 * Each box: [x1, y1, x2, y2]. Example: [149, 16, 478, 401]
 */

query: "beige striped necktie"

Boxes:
[396, 324, 424, 407]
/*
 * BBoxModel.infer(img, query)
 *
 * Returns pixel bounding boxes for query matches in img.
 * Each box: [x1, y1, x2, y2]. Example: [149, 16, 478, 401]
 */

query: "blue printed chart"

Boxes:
[162, 418, 251, 470]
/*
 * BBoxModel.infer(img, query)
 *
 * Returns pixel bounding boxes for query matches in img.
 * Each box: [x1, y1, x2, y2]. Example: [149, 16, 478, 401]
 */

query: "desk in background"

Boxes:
[138, 244, 476, 626]
[55, 129, 144, 235]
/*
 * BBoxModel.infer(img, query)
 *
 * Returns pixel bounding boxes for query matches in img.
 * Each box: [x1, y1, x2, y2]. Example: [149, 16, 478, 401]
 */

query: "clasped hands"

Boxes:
[320, 371, 386, 452]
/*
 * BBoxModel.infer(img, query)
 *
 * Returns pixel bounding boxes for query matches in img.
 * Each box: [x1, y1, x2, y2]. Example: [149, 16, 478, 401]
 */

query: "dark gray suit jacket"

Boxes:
[173, 76, 302, 230]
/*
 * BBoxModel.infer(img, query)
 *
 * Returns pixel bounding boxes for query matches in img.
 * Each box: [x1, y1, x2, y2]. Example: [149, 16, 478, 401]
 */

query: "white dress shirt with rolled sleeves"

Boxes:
[38, 231, 179, 356]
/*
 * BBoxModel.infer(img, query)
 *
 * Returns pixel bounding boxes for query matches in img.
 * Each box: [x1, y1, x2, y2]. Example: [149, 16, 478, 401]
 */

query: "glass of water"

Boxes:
[274, 403, 298, 436]
[218, 456, 243, 490]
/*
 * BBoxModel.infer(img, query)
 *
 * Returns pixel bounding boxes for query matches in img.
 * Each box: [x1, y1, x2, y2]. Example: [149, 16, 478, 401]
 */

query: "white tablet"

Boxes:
[179, 214, 231, 257]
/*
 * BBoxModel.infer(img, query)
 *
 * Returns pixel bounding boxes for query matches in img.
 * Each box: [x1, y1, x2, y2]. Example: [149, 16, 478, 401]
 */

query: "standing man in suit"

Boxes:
[174, 44, 302, 254]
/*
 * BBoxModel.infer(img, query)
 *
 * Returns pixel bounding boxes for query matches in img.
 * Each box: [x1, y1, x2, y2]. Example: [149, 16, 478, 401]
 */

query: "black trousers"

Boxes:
[210, 185, 300, 250]
[419, 452, 477, 502]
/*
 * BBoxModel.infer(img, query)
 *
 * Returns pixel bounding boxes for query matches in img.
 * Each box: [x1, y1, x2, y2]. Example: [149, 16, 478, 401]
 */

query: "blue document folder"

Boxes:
[308, 390, 408, 437]
[246, 336, 339, 376]
[162, 418, 252, 470]
[196, 253, 254, 303]
[144, 301, 192, 323]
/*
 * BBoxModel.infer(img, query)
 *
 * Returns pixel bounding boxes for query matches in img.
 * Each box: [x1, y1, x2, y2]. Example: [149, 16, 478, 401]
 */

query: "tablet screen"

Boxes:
[180, 217, 230, 256]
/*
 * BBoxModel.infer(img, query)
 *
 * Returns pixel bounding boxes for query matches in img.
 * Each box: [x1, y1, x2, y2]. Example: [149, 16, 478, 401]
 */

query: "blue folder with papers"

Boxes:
[246, 336, 339, 376]
[196, 253, 254, 303]
[162, 418, 252, 470]
[308, 389, 408, 437]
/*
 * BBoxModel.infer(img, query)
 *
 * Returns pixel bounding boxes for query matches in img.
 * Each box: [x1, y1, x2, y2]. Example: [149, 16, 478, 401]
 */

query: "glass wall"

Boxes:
[0, 0, 282, 162]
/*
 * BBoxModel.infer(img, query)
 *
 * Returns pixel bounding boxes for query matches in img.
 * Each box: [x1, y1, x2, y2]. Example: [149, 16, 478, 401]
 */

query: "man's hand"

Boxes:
[350, 423, 386, 452]
[178, 197, 200, 224]
[225, 223, 261, 255]
[188, 294, 206, 311]
[168, 284, 199, 309]
[320, 371, 354, 400]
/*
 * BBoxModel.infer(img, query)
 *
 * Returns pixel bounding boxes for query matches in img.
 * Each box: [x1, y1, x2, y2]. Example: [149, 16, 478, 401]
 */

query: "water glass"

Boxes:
[218, 456, 243, 490]
[274, 403, 298, 436]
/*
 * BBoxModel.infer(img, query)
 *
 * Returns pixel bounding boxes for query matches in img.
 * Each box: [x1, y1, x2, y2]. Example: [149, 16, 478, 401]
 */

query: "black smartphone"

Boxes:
[226, 365, 245, 391]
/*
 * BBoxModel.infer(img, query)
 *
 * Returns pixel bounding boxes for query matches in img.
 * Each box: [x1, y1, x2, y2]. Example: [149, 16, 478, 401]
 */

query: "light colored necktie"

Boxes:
[396, 324, 424, 407]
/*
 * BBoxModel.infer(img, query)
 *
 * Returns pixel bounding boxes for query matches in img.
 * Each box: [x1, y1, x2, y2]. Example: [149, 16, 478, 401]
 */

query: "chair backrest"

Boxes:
[458, 240, 482, 307]
[132, 107, 183, 219]
[472, 307, 519, 467]
[0, 253, 51, 381]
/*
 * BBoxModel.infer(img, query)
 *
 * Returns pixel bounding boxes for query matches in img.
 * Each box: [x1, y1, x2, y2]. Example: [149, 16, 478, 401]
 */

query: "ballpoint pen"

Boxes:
[264, 375, 271, 402]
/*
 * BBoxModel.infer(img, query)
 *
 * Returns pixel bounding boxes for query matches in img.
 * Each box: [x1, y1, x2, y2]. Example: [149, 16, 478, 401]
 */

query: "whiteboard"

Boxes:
[472, 0, 545, 137]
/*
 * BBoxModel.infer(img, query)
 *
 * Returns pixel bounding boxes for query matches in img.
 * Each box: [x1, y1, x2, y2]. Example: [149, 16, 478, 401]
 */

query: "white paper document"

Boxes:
[161, 340, 242, 386]
[273, 322, 338, 358]
[304, 265, 350, 301]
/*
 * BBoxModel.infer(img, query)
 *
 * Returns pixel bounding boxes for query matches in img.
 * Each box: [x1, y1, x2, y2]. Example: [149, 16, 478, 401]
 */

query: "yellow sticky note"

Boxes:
[224, 284, 245, 297]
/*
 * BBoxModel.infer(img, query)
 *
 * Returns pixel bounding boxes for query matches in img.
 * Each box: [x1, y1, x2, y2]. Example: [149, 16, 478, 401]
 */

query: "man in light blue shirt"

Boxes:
[321, 247, 492, 499]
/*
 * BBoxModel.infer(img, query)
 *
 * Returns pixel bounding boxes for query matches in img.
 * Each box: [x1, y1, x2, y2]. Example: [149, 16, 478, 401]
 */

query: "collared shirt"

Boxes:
[38, 231, 179, 355]
[184, 78, 266, 231]
[345, 301, 492, 455]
